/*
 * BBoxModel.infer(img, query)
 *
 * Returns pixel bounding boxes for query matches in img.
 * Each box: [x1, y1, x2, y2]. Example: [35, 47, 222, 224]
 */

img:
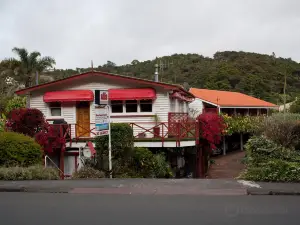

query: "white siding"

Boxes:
[29, 76, 174, 139]
[188, 98, 204, 118]
[30, 93, 47, 116]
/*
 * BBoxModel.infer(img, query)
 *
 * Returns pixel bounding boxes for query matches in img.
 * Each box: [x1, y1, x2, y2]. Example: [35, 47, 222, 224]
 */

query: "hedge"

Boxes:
[0, 132, 42, 166]
[240, 135, 300, 182]
[0, 165, 59, 180]
[72, 167, 105, 179]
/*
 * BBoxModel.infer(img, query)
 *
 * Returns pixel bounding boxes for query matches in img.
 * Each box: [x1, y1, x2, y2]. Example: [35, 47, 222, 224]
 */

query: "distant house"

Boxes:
[278, 98, 297, 112]
[189, 88, 278, 117]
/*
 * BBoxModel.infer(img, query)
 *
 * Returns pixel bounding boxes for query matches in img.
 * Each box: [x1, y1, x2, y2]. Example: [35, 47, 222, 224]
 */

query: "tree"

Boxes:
[6, 48, 56, 88]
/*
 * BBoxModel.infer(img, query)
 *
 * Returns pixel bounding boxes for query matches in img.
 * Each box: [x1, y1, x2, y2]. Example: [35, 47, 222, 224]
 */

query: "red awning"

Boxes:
[109, 88, 156, 100]
[43, 90, 94, 102]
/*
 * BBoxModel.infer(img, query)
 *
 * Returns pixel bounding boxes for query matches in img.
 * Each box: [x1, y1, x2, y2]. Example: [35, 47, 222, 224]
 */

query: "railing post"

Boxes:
[162, 123, 164, 147]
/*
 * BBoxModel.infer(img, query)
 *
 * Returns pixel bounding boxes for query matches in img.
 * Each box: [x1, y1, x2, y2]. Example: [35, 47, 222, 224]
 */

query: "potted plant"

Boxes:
[153, 114, 161, 137]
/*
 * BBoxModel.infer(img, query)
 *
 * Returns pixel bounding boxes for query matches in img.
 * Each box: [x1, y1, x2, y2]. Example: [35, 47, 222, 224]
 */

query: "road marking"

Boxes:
[238, 180, 261, 188]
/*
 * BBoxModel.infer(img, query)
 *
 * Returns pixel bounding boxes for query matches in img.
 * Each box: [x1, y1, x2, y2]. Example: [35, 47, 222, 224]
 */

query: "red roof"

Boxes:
[190, 88, 277, 108]
[15, 70, 193, 98]
[43, 90, 94, 102]
[109, 88, 156, 100]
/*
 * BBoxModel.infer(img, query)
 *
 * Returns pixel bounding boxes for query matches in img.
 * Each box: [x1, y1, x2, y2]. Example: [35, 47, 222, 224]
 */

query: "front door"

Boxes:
[76, 102, 90, 137]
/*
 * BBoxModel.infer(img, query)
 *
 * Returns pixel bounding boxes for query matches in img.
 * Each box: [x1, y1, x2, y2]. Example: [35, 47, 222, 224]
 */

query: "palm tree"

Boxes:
[8, 47, 56, 88]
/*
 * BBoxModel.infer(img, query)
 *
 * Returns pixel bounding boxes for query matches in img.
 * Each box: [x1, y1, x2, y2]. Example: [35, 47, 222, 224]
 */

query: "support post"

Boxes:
[60, 150, 64, 180]
[240, 133, 243, 151]
[223, 136, 226, 155]
[107, 105, 112, 179]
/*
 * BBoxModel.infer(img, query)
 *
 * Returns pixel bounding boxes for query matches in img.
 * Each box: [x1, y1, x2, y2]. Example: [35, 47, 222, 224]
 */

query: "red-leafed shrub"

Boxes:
[6, 108, 46, 137]
[6, 108, 66, 154]
[198, 112, 226, 150]
[35, 124, 66, 153]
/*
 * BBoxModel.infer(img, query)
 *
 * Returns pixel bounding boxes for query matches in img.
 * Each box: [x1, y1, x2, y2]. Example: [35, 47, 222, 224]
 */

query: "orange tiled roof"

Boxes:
[189, 88, 277, 107]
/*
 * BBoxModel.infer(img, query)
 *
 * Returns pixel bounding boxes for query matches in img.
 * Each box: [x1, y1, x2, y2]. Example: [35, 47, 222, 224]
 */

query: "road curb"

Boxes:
[0, 187, 70, 193]
[247, 189, 300, 196]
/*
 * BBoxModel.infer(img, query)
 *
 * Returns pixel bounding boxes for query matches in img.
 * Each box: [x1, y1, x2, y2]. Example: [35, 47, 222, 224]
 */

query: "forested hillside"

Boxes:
[44, 51, 300, 104]
[2, 50, 300, 104]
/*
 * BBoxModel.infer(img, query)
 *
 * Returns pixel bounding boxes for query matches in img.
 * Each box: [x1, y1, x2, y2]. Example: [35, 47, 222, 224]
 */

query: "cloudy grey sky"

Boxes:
[0, 0, 299, 68]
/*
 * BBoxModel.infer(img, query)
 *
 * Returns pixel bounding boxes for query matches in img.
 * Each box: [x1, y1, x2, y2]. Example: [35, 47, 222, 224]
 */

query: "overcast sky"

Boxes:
[0, 0, 299, 69]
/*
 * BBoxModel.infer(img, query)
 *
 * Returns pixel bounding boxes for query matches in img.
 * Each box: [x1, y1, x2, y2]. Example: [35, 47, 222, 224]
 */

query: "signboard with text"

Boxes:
[95, 105, 109, 136]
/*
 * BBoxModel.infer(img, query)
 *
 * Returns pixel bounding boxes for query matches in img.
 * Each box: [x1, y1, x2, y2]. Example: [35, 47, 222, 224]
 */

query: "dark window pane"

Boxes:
[111, 100, 123, 113]
[140, 100, 152, 112]
[51, 108, 61, 116]
[126, 100, 137, 112]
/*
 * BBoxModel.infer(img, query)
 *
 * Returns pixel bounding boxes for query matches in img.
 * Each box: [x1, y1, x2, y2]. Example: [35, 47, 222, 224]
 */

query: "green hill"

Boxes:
[45, 51, 300, 104]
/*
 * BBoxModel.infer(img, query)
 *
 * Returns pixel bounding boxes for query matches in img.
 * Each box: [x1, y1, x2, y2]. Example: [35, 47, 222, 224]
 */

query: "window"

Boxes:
[126, 100, 138, 112]
[140, 100, 152, 112]
[49, 102, 61, 116]
[111, 100, 123, 113]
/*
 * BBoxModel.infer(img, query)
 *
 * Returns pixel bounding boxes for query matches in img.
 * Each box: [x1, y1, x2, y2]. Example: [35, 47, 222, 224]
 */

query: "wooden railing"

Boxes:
[48, 119, 199, 148]
[130, 121, 198, 147]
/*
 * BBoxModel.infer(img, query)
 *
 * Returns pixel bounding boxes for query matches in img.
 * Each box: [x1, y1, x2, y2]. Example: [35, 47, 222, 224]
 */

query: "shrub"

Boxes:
[245, 136, 300, 164]
[152, 153, 173, 178]
[0, 113, 6, 132]
[198, 113, 225, 149]
[95, 123, 134, 173]
[289, 98, 300, 113]
[132, 147, 172, 178]
[241, 135, 300, 182]
[6, 108, 46, 137]
[222, 115, 264, 135]
[72, 167, 105, 179]
[0, 132, 42, 166]
[0, 165, 59, 180]
[5, 96, 26, 114]
[261, 113, 300, 149]
[240, 160, 300, 182]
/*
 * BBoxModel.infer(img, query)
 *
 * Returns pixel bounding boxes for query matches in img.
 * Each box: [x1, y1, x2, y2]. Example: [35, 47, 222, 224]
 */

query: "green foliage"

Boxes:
[5, 96, 26, 114]
[95, 123, 134, 176]
[72, 166, 105, 179]
[0, 132, 42, 166]
[240, 160, 300, 182]
[241, 136, 300, 182]
[0, 113, 6, 132]
[0, 165, 59, 180]
[95, 123, 134, 160]
[289, 98, 300, 113]
[222, 115, 263, 135]
[94, 124, 172, 178]
[132, 147, 172, 178]
[38, 51, 300, 104]
[261, 113, 300, 149]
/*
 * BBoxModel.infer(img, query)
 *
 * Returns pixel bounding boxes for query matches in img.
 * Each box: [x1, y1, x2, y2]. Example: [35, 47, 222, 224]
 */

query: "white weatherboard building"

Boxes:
[16, 70, 196, 177]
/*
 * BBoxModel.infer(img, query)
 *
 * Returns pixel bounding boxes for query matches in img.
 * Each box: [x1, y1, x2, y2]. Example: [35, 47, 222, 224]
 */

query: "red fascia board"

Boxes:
[15, 71, 193, 97]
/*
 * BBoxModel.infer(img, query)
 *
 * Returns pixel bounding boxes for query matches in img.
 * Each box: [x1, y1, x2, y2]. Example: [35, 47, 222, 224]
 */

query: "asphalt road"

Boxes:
[1, 193, 299, 225]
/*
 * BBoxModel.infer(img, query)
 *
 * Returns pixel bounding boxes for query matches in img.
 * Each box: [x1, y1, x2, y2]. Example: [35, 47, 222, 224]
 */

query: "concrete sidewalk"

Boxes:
[0, 179, 299, 195]
[0, 179, 246, 195]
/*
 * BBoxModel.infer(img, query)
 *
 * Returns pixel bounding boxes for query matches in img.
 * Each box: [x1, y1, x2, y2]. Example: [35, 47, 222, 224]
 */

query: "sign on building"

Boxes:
[95, 105, 109, 136]
[95, 90, 108, 105]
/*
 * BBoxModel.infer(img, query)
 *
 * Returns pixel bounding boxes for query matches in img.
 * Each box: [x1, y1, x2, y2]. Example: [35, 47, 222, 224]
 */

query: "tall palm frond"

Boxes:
[28, 51, 41, 70]
[12, 48, 29, 66]
[37, 56, 56, 72]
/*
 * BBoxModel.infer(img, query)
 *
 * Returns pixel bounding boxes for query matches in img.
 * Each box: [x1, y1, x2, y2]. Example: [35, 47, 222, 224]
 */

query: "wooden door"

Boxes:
[76, 102, 90, 137]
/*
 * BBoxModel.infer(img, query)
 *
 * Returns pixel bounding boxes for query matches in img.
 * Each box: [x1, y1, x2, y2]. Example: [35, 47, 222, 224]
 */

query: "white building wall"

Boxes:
[28, 76, 177, 139]
[188, 98, 204, 118]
